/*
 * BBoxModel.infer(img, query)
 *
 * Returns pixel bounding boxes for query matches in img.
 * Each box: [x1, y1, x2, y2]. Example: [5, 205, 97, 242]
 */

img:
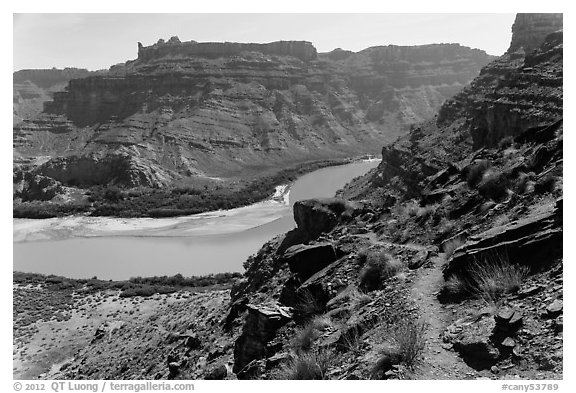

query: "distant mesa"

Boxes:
[137, 37, 318, 62]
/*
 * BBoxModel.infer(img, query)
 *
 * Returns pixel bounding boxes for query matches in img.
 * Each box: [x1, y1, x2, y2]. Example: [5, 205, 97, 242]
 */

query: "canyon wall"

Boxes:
[14, 39, 494, 189]
[138, 38, 318, 62]
[508, 13, 563, 53]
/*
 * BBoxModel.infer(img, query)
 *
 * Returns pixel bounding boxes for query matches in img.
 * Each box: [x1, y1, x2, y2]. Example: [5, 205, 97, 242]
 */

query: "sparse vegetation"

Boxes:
[466, 159, 491, 187]
[339, 326, 364, 355]
[441, 253, 529, 303]
[498, 136, 515, 149]
[14, 159, 349, 218]
[274, 349, 336, 380]
[359, 251, 403, 292]
[514, 172, 534, 194]
[292, 316, 332, 352]
[467, 255, 529, 302]
[13, 271, 242, 298]
[478, 169, 509, 201]
[534, 174, 557, 194]
[394, 320, 428, 368]
[294, 289, 324, 319]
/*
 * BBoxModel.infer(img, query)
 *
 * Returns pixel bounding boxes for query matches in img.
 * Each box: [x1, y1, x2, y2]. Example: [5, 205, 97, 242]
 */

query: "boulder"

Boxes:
[283, 242, 338, 281]
[545, 299, 563, 318]
[204, 364, 228, 380]
[446, 313, 500, 369]
[233, 302, 292, 377]
[293, 198, 364, 240]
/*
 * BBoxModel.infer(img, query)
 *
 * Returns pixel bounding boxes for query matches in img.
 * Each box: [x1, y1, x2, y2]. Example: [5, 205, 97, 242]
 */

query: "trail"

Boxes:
[409, 255, 478, 379]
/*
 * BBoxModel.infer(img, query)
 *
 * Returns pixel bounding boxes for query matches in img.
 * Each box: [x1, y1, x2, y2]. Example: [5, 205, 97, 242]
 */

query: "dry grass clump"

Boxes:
[339, 326, 364, 355]
[292, 316, 332, 352]
[466, 159, 491, 187]
[442, 253, 529, 303]
[467, 257, 529, 303]
[441, 275, 469, 300]
[514, 172, 534, 195]
[498, 136, 515, 149]
[478, 169, 509, 201]
[294, 289, 324, 319]
[371, 320, 428, 378]
[274, 349, 336, 380]
[394, 320, 428, 368]
[359, 251, 403, 292]
[534, 174, 557, 194]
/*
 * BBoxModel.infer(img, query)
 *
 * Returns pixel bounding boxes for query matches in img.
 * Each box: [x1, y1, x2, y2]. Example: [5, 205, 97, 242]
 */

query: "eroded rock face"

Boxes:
[138, 39, 318, 62]
[14, 39, 494, 194]
[444, 198, 562, 279]
[293, 198, 364, 240]
[508, 13, 563, 53]
[36, 153, 174, 188]
[232, 302, 292, 377]
[283, 242, 338, 281]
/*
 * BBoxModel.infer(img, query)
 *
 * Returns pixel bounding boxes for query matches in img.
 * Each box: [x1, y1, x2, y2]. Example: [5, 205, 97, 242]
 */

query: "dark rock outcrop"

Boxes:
[293, 198, 363, 240]
[232, 302, 292, 377]
[283, 242, 338, 281]
[444, 198, 562, 279]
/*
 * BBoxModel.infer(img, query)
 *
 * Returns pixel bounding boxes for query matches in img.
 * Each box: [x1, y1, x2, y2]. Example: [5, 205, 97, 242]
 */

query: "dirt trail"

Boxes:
[409, 256, 478, 379]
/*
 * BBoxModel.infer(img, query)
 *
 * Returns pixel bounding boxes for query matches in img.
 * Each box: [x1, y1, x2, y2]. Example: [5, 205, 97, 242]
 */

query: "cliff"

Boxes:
[14, 39, 494, 195]
[138, 37, 318, 62]
[13, 68, 102, 125]
[508, 13, 563, 53]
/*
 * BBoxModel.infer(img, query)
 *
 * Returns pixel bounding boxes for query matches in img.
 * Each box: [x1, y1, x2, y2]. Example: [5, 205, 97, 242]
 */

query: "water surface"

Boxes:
[13, 160, 379, 279]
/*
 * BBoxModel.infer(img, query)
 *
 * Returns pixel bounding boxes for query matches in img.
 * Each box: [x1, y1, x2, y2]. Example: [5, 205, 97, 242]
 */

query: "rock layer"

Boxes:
[14, 39, 494, 194]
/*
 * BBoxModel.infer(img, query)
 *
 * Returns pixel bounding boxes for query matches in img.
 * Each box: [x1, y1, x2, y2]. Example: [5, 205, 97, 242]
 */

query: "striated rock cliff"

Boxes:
[13, 68, 103, 125]
[508, 13, 563, 53]
[14, 39, 494, 199]
[138, 38, 318, 62]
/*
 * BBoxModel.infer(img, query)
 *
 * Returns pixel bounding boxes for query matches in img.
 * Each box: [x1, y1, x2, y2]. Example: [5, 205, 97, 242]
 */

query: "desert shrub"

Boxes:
[359, 251, 403, 292]
[339, 326, 364, 355]
[394, 319, 428, 368]
[371, 345, 402, 379]
[498, 136, 515, 149]
[416, 203, 439, 220]
[442, 253, 529, 303]
[274, 349, 335, 380]
[478, 169, 509, 201]
[534, 174, 557, 194]
[466, 159, 491, 187]
[404, 200, 421, 217]
[514, 172, 534, 195]
[292, 316, 332, 352]
[294, 289, 324, 319]
[441, 275, 469, 300]
[467, 256, 529, 303]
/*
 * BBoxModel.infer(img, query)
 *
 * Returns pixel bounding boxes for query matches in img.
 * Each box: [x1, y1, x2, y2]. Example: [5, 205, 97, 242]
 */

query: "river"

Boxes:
[13, 160, 380, 280]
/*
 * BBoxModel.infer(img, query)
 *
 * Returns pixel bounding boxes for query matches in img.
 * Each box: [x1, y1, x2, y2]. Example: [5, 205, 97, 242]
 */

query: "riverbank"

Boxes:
[14, 158, 353, 220]
[14, 159, 381, 280]
[14, 158, 380, 243]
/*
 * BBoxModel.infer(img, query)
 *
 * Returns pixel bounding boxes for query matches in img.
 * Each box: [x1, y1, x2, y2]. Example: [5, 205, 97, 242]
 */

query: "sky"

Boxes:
[13, 13, 517, 71]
